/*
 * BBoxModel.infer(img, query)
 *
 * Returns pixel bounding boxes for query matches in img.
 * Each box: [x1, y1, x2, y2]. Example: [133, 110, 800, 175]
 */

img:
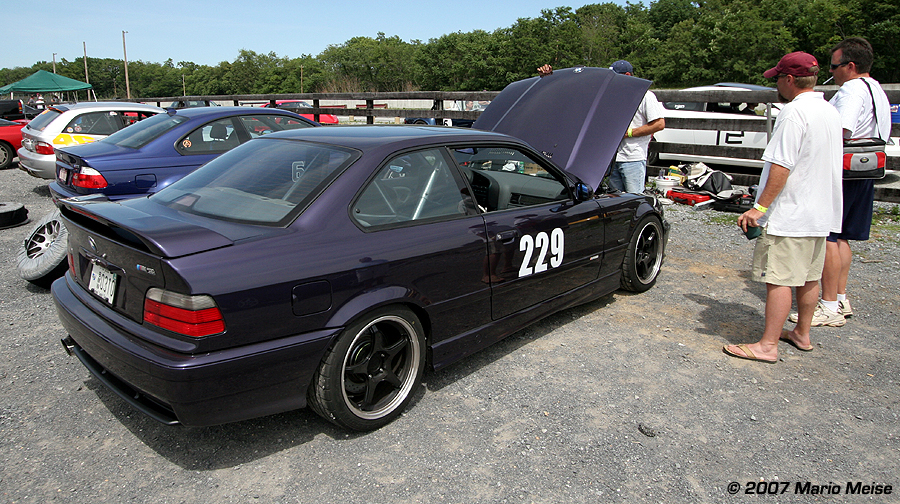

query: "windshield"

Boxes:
[150, 138, 358, 226]
[100, 113, 188, 149]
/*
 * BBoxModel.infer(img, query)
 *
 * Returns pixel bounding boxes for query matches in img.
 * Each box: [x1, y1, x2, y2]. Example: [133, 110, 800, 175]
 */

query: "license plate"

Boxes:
[57, 168, 68, 184]
[88, 264, 117, 305]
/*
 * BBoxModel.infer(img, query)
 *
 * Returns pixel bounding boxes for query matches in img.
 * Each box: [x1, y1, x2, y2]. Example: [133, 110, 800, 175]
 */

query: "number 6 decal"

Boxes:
[519, 228, 564, 278]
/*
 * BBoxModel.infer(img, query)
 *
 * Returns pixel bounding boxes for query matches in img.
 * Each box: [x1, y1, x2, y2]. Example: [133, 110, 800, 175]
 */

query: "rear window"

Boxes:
[150, 138, 358, 225]
[25, 108, 62, 131]
[101, 113, 188, 149]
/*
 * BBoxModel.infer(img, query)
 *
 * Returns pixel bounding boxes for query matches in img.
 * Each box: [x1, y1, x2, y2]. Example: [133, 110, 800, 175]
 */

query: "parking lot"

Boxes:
[1, 163, 898, 503]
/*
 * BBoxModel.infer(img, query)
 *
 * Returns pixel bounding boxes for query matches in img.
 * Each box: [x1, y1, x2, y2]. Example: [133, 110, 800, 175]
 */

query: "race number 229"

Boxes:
[519, 228, 564, 278]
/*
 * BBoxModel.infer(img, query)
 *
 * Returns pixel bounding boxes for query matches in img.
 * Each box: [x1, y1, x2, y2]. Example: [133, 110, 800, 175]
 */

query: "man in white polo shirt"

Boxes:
[724, 51, 843, 364]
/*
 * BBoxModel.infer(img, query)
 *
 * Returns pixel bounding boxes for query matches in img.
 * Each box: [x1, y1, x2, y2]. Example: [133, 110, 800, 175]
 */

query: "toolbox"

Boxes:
[667, 189, 712, 206]
[711, 194, 754, 213]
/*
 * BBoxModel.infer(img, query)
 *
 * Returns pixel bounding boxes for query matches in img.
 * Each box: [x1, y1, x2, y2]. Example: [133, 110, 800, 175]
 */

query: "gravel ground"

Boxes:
[1, 163, 898, 504]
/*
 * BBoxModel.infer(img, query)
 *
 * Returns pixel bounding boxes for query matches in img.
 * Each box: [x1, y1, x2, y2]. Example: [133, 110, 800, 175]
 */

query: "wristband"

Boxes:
[626, 127, 634, 138]
[753, 203, 768, 214]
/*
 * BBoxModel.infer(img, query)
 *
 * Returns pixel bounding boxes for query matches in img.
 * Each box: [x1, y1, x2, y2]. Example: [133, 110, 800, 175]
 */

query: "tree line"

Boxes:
[2, 0, 897, 99]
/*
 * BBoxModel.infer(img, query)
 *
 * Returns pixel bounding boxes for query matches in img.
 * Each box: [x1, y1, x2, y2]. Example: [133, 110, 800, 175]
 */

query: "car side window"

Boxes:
[64, 111, 121, 136]
[121, 111, 156, 127]
[238, 114, 313, 139]
[353, 148, 470, 228]
[450, 146, 568, 212]
[177, 118, 240, 155]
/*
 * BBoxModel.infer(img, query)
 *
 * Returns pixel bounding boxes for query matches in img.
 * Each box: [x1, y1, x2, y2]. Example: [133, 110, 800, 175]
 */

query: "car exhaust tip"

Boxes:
[61, 337, 75, 356]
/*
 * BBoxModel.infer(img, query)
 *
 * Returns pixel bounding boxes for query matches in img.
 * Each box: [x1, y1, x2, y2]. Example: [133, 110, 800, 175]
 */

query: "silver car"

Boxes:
[18, 102, 163, 179]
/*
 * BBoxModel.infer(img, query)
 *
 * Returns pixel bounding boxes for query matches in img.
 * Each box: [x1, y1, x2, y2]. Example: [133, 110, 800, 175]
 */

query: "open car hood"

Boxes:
[473, 67, 651, 190]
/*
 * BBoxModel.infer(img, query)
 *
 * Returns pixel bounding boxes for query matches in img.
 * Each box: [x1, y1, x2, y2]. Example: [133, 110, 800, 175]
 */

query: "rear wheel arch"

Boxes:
[327, 288, 432, 344]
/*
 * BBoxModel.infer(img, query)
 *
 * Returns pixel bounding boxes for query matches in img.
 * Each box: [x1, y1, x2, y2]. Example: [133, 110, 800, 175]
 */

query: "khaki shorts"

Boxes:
[751, 229, 826, 287]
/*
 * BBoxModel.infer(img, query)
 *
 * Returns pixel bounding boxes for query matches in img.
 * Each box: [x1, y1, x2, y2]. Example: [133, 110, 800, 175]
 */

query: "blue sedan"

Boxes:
[17, 107, 318, 288]
[50, 106, 318, 201]
[53, 68, 668, 431]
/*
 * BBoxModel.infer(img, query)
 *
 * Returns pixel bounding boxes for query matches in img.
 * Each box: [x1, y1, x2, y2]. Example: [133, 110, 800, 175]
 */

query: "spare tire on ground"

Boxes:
[0, 201, 29, 229]
[17, 209, 68, 289]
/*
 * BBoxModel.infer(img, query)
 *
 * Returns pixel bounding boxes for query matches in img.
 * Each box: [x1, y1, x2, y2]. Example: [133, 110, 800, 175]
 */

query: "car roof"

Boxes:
[684, 82, 774, 92]
[265, 124, 513, 151]
[49, 101, 164, 113]
[163, 106, 307, 118]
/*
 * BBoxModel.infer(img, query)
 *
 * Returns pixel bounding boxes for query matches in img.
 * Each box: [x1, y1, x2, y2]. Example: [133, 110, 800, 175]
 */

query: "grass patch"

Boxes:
[871, 204, 900, 243]
[707, 213, 738, 226]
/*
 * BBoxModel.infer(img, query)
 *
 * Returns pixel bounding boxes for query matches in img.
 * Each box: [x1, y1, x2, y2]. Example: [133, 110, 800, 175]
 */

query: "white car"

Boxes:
[652, 83, 778, 169]
[18, 102, 163, 179]
[652, 83, 899, 169]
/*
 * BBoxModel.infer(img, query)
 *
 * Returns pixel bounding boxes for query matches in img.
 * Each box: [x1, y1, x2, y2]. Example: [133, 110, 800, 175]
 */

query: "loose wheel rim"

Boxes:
[341, 315, 420, 420]
[25, 218, 63, 259]
[634, 221, 662, 284]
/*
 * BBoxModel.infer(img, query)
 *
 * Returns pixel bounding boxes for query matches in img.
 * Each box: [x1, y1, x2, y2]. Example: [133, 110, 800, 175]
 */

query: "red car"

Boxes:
[0, 118, 28, 169]
[260, 100, 339, 124]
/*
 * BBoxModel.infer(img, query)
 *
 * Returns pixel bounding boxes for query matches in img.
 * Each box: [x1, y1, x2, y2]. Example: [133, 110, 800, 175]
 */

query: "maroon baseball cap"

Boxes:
[763, 51, 820, 78]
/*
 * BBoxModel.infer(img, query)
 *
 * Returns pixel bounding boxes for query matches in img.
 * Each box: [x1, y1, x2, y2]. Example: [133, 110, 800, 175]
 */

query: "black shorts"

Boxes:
[828, 179, 874, 242]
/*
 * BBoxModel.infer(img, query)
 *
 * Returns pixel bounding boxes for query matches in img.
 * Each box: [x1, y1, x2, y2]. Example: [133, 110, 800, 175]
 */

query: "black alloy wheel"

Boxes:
[308, 306, 425, 431]
[621, 215, 664, 292]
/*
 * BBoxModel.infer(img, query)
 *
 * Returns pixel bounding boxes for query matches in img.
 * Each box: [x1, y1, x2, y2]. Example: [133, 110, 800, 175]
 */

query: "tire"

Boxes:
[308, 306, 425, 431]
[647, 139, 660, 167]
[0, 202, 28, 229]
[0, 142, 14, 170]
[17, 209, 69, 288]
[621, 215, 664, 292]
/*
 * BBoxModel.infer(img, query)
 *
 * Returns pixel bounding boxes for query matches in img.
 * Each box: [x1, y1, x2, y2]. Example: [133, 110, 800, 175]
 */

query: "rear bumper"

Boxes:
[17, 147, 55, 179]
[52, 274, 340, 426]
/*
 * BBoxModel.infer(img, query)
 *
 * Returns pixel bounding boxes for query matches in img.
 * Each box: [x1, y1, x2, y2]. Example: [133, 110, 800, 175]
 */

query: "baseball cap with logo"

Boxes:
[763, 51, 820, 78]
[609, 60, 634, 75]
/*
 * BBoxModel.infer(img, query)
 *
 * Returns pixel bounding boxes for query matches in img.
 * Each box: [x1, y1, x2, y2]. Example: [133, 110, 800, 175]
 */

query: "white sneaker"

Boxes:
[789, 301, 845, 327]
[839, 299, 852, 318]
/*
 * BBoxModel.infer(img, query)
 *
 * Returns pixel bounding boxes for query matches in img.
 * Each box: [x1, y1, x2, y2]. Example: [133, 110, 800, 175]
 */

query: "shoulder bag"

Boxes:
[842, 79, 886, 180]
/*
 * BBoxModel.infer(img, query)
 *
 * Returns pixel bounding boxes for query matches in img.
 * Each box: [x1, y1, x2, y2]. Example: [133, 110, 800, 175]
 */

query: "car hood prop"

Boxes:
[473, 67, 650, 190]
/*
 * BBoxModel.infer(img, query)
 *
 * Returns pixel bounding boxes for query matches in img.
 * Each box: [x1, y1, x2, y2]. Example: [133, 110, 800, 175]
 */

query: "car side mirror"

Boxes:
[574, 183, 594, 201]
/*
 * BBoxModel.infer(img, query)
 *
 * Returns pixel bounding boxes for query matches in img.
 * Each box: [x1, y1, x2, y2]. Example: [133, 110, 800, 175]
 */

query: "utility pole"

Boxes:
[83, 42, 90, 84]
[122, 31, 131, 99]
[52, 53, 57, 73]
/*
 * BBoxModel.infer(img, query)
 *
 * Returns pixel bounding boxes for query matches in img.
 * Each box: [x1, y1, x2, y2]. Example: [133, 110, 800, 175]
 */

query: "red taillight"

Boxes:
[35, 141, 55, 155]
[143, 288, 225, 337]
[67, 252, 74, 275]
[71, 167, 108, 189]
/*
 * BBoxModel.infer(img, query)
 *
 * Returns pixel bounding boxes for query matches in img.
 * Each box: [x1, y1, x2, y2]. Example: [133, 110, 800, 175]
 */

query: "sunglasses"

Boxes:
[770, 74, 788, 82]
[830, 61, 851, 70]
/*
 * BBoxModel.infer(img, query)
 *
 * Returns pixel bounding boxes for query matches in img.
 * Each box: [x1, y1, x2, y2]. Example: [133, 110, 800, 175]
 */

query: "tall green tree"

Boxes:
[576, 3, 628, 67]
[319, 33, 421, 91]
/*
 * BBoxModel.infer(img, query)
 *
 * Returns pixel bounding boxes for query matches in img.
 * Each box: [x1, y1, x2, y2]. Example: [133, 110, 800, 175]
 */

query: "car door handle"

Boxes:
[495, 230, 518, 244]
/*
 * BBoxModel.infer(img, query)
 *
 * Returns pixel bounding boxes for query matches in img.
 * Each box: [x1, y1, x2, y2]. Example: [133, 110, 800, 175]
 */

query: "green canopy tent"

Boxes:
[0, 70, 94, 100]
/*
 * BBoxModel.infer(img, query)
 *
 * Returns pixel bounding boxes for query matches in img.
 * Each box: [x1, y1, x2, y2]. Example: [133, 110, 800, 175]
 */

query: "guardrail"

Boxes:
[135, 86, 900, 170]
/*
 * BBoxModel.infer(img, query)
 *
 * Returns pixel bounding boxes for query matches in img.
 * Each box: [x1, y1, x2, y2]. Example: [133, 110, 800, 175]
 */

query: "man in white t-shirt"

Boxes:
[724, 51, 843, 364]
[608, 60, 666, 194]
[804, 37, 890, 327]
[536, 61, 665, 194]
